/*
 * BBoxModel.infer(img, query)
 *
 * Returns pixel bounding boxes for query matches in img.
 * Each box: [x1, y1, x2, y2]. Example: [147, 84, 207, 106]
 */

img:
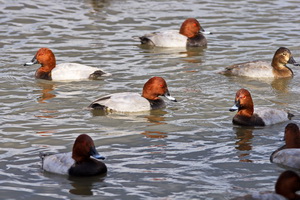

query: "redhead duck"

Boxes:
[88, 76, 177, 112]
[24, 48, 110, 81]
[133, 18, 211, 47]
[220, 47, 299, 78]
[271, 123, 300, 169]
[233, 170, 300, 200]
[41, 134, 107, 176]
[229, 89, 293, 126]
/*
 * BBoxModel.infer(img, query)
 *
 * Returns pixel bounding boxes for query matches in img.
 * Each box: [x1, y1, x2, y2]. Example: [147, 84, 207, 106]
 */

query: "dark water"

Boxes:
[0, 0, 300, 199]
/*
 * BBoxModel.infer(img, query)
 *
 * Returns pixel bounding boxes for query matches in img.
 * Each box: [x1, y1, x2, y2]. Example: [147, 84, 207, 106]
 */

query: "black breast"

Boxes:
[187, 34, 207, 47]
[233, 114, 265, 126]
[68, 159, 107, 177]
[148, 99, 166, 110]
[36, 71, 52, 80]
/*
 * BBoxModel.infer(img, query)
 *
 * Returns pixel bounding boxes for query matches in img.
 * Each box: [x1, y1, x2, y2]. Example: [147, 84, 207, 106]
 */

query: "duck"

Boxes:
[133, 18, 211, 47]
[270, 123, 300, 169]
[232, 170, 300, 200]
[88, 76, 177, 112]
[229, 88, 293, 126]
[220, 47, 299, 78]
[41, 134, 107, 176]
[24, 48, 110, 81]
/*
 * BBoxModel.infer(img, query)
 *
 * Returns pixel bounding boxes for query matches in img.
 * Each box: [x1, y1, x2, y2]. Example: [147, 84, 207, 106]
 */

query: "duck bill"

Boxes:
[229, 100, 240, 112]
[288, 56, 300, 66]
[24, 56, 38, 66]
[90, 146, 105, 160]
[200, 28, 212, 35]
[164, 89, 177, 102]
[229, 104, 238, 112]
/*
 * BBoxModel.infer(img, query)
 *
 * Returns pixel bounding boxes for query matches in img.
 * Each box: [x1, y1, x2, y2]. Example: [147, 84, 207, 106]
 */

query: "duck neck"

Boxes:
[73, 154, 90, 164]
[271, 60, 293, 78]
[237, 103, 254, 118]
[35, 60, 55, 80]
[35, 69, 52, 80]
[186, 34, 207, 47]
[237, 110, 253, 118]
[286, 137, 300, 148]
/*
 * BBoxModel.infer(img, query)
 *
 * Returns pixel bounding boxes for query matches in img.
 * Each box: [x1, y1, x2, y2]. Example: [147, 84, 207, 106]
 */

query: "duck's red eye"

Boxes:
[193, 23, 197, 27]
[160, 84, 163, 87]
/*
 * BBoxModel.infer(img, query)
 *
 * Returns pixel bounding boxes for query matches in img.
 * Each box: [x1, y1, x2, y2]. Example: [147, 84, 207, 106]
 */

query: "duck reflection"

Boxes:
[36, 80, 56, 103]
[137, 45, 205, 64]
[270, 76, 292, 93]
[36, 130, 57, 136]
[88, 0, 110, 12]
[225, 75, 292, 94]
[90, 109, 168, 125]
[141, 131, 167, 138]
[141, 110, 168, 138]
[68, 175, 106, 196]
[182, 46, 205, 63]
[234, 127, 254, 163]
[145, 110, 167, 125]
[90, 108, 107, 116]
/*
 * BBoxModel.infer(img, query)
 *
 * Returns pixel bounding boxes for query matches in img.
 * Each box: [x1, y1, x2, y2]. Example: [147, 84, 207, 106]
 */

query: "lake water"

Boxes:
[0, 0, 300, 199]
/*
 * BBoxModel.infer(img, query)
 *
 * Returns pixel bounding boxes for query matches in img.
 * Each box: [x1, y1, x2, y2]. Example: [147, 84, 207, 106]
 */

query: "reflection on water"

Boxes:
[141, 131, 167, 138]
[271, 77, 292, 93]
[90, 105, 168, 126]
[88, 0, 110, 13]
[90, 108, 107, 116]
[234, 127, 254, 163]
[35, 109, 58, 119]
[138, 44, 205, 64]
[181, 47, 206, 63]
[145, 110, 167, 125]
[36, 130, 57, 137]
[223, 75, 293, 95]
[68, 175, 106, 196]
[36, 81, 56, 103]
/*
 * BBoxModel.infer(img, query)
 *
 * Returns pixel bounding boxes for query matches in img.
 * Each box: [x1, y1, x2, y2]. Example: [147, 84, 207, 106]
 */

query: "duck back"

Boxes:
[222, 61, 274, 77]
[140, 30, 187, 47]
[89, 92, 152, 112]
[254, 108, 291, 125]
[52, 63, 107, 81]
[271, 149, 300, 169]
[42, 152, 74, 175]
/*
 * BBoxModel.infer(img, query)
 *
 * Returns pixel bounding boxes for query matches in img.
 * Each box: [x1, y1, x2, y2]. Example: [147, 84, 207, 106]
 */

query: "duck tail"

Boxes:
[89, 70, 111, 80]
[132, 36, 154, 45]
[287, 112, 294, 120]
[39, 152, 51, 170]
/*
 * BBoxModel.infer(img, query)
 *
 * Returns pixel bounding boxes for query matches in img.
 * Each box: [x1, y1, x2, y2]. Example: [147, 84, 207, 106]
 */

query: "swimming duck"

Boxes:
[24, 48, 110, 81]
[41, 134, 107, 176]
[233, 170, 300, 200]
[88, 76, 176, 112]
[229, 88, 293, 126]
[134, 18, 211, 47]
[271, 123, 300, 169]
[220, 47, 299, 78]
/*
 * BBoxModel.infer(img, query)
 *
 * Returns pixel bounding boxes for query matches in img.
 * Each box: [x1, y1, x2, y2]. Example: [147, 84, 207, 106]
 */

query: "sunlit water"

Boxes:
[0, 0, 300, 199]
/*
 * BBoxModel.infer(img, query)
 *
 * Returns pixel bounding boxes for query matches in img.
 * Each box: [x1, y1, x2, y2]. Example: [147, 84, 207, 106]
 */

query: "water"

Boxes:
[0, 0, 300, 199]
